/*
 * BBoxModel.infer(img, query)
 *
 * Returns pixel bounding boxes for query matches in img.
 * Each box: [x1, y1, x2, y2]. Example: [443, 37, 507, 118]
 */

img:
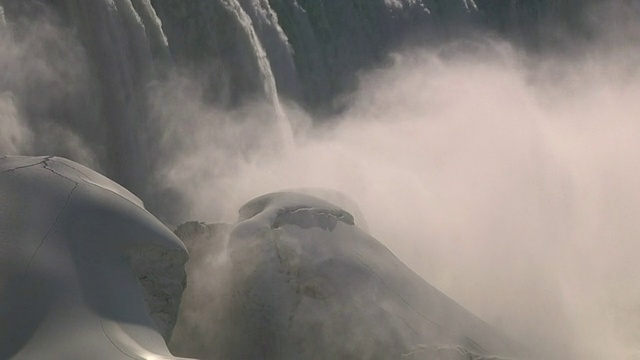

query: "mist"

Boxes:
[0, 6, 104, 170]
[159, 40, 640, 360]
[2, 1, 640, 359]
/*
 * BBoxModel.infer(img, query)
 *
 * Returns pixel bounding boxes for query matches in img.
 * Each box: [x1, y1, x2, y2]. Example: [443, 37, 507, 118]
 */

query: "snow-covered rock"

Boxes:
[171, 191, 525, 360]
[0, 156, 191, 360]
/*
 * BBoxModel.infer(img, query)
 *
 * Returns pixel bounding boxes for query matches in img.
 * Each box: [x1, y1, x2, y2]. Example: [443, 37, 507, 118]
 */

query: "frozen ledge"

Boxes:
[238, 192, 355, 231]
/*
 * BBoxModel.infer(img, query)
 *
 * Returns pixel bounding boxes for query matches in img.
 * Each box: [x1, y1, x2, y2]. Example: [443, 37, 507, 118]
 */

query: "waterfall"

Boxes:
[0, 0, 602, 206]
[2, 1, 640, 359]
[222, 0, 294, 147]
[236, 0, 299, 100]
[61, 0, 167, 193]
[151, 0, 294, 147]
[0, 5, 5, 27]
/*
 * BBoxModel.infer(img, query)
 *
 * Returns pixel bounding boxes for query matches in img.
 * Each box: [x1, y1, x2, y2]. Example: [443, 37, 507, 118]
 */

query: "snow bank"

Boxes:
[0, 156, 191, 359]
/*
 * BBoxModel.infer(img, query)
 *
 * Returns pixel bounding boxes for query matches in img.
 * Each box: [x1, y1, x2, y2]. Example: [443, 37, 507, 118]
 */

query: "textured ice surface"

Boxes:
[171, 191, 525, 360]
[0, 156, 191, 359]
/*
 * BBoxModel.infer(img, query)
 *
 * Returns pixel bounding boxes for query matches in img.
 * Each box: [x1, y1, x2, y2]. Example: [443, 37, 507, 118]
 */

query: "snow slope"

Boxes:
[171, 192, 525, 360]
[0, 156, 191, 360]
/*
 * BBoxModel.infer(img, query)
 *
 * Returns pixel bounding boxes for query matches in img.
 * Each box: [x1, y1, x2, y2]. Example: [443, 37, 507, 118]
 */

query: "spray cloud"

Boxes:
[162, 26, 640, 360]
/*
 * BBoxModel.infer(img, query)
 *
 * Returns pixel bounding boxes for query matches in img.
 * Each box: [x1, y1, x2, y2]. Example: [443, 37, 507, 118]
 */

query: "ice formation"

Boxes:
[171, 192, 525, 360]
[0, 161, 523, 359]
[0, 156, 190, 359]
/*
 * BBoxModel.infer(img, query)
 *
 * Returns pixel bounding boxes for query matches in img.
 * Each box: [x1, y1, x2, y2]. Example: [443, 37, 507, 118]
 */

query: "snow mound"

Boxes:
[239, 191, 355, 230]
[171, 191, 526, 359]
[0, 156, 191, 359]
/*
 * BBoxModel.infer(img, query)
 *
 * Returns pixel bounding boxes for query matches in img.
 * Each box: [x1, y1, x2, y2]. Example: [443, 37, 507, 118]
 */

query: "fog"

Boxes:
[0, 9, 102, 168]
[157, 42, 640, 360]
[2, 2, 640, 359]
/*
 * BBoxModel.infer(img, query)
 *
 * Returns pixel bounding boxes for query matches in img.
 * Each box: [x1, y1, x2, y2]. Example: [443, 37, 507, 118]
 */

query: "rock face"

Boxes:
[171, 192, 525, 360]
[0, 156, 191, 360]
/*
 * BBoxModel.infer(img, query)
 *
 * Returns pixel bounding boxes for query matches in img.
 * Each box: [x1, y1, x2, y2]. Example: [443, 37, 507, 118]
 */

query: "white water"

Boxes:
[0, 0, 295, 194]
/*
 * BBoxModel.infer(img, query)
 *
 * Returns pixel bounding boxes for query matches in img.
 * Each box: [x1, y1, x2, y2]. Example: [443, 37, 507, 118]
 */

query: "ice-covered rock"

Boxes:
[0, 156, 191, 360]
[171, 191, 525, 360]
